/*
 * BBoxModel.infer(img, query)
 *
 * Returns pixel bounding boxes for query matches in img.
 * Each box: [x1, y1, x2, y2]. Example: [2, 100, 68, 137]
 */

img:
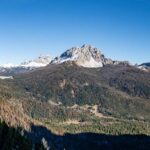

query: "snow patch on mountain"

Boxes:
[0, 55, 51, 69]
[0, 64, 16, 68]
[0, 76, 13, 80]
[80, 57, 103, 68]
[138, 63, 150, 71]
[20, 55, 51, 68]
[0, 55, 52, 76]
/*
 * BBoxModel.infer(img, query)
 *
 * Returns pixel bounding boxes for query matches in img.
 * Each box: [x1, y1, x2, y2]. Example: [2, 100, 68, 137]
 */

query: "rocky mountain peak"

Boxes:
[51, 44, 112, 68]
[21, 55, 51, 67]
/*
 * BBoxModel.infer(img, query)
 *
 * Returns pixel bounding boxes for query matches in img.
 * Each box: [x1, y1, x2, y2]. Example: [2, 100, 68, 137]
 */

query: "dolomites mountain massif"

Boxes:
[0, 45, 150, 150]
[51, 44, 115, 67]
[1, 44, 147, 76]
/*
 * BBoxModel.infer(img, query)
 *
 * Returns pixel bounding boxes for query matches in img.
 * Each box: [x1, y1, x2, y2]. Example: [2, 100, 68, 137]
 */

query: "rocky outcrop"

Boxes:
[51, 44, 130, 68]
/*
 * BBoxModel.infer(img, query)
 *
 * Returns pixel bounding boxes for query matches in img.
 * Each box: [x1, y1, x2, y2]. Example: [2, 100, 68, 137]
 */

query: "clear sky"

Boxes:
[0, 0, 150, 65]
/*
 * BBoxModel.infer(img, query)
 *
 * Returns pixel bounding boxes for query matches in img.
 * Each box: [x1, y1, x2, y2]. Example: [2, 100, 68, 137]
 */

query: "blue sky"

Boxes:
[0, 0, 150, 65]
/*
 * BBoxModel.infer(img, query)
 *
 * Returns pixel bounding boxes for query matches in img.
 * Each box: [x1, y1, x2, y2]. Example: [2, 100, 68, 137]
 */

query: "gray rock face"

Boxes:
[51, 44, 114, 68]
[51, 44, 130, 68]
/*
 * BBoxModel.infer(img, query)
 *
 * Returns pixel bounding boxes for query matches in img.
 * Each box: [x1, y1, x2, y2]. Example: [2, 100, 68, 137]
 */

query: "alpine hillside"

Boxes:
[0, 45, 150, 150]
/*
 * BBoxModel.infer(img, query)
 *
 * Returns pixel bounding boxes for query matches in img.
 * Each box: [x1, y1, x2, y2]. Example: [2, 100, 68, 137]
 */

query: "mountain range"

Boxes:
[0, 44, 148, 76]
[0, 44, 150, 150]
[0, 55, 51, 76]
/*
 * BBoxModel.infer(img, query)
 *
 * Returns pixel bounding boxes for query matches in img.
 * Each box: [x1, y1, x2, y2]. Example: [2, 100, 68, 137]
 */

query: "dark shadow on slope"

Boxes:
[0, 121, 32, 150]
[24, 124, 150, 150]
[1, 121, 150, 150]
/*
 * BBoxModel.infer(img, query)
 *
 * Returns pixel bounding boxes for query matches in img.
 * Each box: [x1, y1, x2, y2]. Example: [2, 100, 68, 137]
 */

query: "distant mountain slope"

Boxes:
[20, 55, 51, 67]
[14, 62, 150, 120]
[0, 55, 51, 76]
[138, 62, 150, 71]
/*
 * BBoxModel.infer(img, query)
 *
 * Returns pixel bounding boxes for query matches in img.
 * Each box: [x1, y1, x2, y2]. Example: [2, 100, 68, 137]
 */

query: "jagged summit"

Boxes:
[21, 55, 51, 68]
[51, 44, 113, 68]
[0, 55, 52, 76]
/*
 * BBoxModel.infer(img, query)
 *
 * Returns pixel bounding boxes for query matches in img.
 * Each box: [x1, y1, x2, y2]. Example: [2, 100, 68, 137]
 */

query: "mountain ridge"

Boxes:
[0, 55, 52, 76]
[51, 44, 130, 68]
[0, 44, 149, 76]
